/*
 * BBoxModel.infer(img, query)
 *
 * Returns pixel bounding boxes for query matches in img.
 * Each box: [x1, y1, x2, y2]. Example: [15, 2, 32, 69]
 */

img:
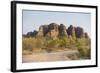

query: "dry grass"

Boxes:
[22, 37, 91, 59]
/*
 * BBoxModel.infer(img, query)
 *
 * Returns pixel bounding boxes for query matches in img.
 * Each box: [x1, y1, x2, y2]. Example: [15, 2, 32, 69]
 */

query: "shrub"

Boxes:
[22, 37, 36, 51]
[46, 39, 59, 48]
[22, 36, 91, 55]
[78, 47, 91, 59]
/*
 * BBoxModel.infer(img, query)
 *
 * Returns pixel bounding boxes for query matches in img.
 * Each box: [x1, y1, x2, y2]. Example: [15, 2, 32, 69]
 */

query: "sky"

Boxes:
[22, 10, 91, 37]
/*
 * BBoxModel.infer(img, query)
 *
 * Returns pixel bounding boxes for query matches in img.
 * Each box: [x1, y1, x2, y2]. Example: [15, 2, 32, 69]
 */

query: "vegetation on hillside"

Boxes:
[22, 36, 91, 59]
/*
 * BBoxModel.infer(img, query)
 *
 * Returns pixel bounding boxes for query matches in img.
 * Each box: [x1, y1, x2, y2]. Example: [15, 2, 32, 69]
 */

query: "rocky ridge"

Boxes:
[24, 23, 89, 39]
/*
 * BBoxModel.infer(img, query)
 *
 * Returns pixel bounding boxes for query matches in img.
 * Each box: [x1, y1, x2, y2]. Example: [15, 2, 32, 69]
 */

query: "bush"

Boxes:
[78, 47, 91, 59]
[58, 36, 70, 47]
[22, 36, 91, 56]
[46, 39, 59, 48]
[22, 37, 48, 53]
[22, 37, 36, 51]
[75, 37, 91, 59]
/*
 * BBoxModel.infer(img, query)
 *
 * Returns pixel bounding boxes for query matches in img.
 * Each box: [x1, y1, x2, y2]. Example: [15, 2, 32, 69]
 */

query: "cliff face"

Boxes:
[24, 23, 89, 39]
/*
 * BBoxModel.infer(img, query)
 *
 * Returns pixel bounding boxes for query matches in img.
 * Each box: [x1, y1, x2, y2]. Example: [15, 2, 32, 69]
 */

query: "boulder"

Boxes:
[46, 23, 59, 39]
[67, 25, 76, 36]
[75, 27, 84, 38]
[48, 23, 59, 31]
[39, 25, 48, 36]
[59, 24, 67, 36]
[26, 30, 38, 37]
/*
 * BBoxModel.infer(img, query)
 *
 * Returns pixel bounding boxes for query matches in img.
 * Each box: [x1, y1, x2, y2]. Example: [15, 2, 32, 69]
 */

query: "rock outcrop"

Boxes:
[37, 25, 48, 37]
[59, 24, 68, 36]
[24, 23, 89, 39]
[46, 23, 59, 39]
[75, 27, 84, 38]
[48, 23, 59, 32]
[25, 30, 38, 37]
[67, 25, 76, 37]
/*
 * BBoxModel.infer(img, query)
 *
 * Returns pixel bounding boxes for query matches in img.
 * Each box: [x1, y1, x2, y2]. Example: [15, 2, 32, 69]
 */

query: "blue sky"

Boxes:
[22, 10, 91, 37]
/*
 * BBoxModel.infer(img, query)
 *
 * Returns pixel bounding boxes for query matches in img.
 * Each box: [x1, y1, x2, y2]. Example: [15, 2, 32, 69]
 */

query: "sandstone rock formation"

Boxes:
[37, 25, 48, 37]
[24, 23, 89, 39]
[24, 30, 38, 37]
[48, 23, 59, 32]
[67, 25, 76, 37]
[59, 24, 68, 36]
[47, 23, 59, 39]
[75, 27, 84, 38]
